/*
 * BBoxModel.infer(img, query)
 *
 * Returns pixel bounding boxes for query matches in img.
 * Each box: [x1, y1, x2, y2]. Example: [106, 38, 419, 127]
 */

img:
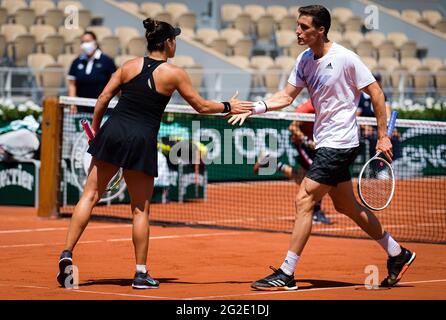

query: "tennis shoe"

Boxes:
[380, 247, 416, 287]
[57, 250, 73, 288]
[312, 210, 332, 225]
[251, 266, 298, 291]
[253, 151, 271, 175]
[132, 272, 159, 289]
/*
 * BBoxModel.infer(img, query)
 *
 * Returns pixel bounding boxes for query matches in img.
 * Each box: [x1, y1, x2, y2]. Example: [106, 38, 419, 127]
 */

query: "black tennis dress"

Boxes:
[88, 57, 171, 177]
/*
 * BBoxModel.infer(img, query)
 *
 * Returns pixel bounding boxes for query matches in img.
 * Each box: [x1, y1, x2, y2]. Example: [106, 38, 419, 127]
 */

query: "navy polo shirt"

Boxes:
[68, 50, 116, 99]
[358, 92, 389, 117]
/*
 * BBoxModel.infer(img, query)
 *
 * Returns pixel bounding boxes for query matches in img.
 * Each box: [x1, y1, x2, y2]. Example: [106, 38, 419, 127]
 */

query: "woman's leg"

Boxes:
[64, 158, 120, 251]
[123, 169, 154, 267]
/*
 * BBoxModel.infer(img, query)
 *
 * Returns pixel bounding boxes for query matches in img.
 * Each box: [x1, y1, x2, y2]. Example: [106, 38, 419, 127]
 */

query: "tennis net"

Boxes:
[57, 96, 446, 244]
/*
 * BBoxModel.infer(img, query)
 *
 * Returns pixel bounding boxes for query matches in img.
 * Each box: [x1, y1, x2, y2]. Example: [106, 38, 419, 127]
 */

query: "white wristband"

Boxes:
[252, 101, 267, 115]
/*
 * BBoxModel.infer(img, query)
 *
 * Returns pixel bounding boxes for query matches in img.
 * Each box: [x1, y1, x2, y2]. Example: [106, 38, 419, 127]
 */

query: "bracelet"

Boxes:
[222, 101, 231, 113]
[252, 100, 268, 115]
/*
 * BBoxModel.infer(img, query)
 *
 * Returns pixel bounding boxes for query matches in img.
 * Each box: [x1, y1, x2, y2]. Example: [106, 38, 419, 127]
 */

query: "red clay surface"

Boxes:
[1, 207, 445, 300]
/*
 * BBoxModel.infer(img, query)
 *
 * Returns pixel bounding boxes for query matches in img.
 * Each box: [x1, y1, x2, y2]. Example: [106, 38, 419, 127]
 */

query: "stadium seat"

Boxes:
[165, 2, 189, 21]
[43, 8, 64, 28]
[365, 31, 386, 47]
[39, 62, 65, 96]
[387, 32, 409, 48]
[30, 24, 57, 44]
[0, 34, 6, 60]
[330, 16, 342, 33]
[57, 1, 83, 11]
[401, 9, 421, 22]
[331, 7, 353, 24]
[178, 27, 194, 39]
[114, 54, 136, 67]
[1, 24, 27, 42]
[0, 7, 7, 25]
[67, 35, 81, 55]
[278, 14, 297, 31]
[115, 26, 140, 48]
[389, 65, 410, 97]
[422, 10, 442, 27]
[57, 53, 77, 72]
[328, 31, 343, 43]
[58, 25, 84, 43]
[125, 36, 146, 56]
[413, 65, 433, 97]
[227, 55, 250, 68]
[399, 40, 417, 59]
[344, 15, 363, 32]
[435, 66, 446, 97]
[86, 26, 113, 42]
[274, 55, 295, 72]
[41, 34, 65, 59]
[338, 39, 354, 51]
[153, 11, 173, 25]
[378, 57, 400, 72]
[140, 2, 163, 17]
[171, 55, 195, 67]
[264, 64, 284, 93]
[116, 1, 140, 14]
[401, 57, 422, 73]
[355, 39, 375, 58]
[185, 64, 204, 91]
[231, 38, 253, 57]
[423, 57, 443, 72]
[255, 14, 275, 42]
[77, 9, 92, 29]
[2, 0, 27, 15]
[377, 40, 397, 59]
[434, 18, 446, 33]
[30, 0, 55, 23]
[220, 28, 244, 47]
[195, 28, 219, 45]
[343, 31, 363, 47]
[233, 12, 252, 35]
[276, 29, 297, 54]
[287, 44, 307, 58]
[220, 4, 243, 26]
[100, 35, 121, 58]
[207, 37, 228, 55]
[244, 4, 266, 22]
[288, 6, 300, 17]
[176, 12, 196, 30]
[360, 56, 378, 71]
[250, 55, 274, 70]
[28, 53, 55, 71]
[266, 5, 288, 21]
[13, 8, 36, 29]
[11, 34, 36, 66]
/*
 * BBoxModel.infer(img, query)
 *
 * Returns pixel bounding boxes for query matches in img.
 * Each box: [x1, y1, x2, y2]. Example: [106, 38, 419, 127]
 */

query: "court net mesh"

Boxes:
[57, 96, 446, 244]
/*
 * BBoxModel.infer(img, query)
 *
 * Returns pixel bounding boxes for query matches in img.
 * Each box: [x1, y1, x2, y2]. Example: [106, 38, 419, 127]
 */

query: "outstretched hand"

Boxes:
[229, 91, 253, 114]
[227, 111, 252, 126]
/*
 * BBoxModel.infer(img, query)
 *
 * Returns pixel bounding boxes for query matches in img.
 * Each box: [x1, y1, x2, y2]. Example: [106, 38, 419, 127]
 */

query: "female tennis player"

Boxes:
[57, 18, 253, 289]
[229, 5, 415, 290]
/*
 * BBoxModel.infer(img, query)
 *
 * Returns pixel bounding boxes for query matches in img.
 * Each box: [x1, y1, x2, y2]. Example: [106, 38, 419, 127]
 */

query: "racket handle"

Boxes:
[81, 119, 95, 140]
[386, 111, 398, 137]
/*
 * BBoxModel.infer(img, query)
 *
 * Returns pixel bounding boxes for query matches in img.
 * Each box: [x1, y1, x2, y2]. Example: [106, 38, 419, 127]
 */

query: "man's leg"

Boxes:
[251, 178, 331, 291]
[329, 180, 416, 287]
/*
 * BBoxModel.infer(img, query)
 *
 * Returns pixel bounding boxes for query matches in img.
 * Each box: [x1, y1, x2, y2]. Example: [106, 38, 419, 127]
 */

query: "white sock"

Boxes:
[377, 232, 402, 257]
[280, 251, 300, 276]
[136, 264, 147, 273]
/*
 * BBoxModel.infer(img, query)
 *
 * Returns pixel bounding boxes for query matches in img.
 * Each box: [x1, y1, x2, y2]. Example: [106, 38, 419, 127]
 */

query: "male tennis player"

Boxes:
[229, 5, 416, 290]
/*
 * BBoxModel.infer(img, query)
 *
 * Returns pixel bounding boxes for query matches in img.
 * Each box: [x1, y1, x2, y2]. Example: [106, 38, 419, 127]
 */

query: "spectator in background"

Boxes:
[357, 72, 401, 160]
[67, 31, 117, 113]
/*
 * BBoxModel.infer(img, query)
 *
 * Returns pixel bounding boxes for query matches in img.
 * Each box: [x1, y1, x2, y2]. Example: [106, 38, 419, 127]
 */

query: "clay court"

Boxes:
[1, 207, 445, 300]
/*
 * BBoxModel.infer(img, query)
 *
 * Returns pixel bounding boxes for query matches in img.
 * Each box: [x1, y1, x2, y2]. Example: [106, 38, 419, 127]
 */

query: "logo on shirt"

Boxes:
[326, 62, 333, 70]
[77, 64, 84, 70]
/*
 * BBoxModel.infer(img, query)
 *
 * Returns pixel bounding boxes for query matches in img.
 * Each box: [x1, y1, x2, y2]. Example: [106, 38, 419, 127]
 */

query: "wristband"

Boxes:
[222, 101, 231, 113]
[252, 100, 268, 114]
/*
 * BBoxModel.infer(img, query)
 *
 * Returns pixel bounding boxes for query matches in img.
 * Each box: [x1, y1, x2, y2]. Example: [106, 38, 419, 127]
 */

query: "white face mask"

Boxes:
[80, 41, 97, 56]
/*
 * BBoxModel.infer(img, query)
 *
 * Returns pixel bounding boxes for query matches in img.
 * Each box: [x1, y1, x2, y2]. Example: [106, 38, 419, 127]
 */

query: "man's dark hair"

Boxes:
[298, 5, 331, 37]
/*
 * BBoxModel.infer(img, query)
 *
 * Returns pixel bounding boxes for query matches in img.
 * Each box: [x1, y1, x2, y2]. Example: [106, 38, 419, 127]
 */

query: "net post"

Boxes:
[37, 97, 63, 218]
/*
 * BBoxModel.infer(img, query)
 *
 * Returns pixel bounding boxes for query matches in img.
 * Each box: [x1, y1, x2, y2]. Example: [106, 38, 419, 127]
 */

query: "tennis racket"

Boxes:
[357, 111, 398, 211]
[80, 119, 124, 192]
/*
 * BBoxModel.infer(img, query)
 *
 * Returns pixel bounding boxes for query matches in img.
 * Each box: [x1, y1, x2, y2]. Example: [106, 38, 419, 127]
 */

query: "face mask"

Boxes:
[80, 41, 97, 56]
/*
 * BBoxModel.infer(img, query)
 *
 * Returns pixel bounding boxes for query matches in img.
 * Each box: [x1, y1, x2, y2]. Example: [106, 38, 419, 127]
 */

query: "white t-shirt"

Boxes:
[288, 42, 376, 149]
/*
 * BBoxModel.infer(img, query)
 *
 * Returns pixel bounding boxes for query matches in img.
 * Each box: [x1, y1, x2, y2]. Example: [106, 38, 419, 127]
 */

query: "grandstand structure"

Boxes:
[0, 0, 445, 105]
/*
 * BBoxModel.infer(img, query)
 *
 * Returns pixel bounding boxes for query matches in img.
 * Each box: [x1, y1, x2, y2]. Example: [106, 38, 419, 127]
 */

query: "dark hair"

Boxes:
[298, 5, 331, 37]
[82, 31, 98, 41]
[143, 18, 181, 52]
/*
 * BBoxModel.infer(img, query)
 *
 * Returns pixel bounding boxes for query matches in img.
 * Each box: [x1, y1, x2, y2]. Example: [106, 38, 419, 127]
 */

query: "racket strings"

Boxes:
[360, 158, 394, 209]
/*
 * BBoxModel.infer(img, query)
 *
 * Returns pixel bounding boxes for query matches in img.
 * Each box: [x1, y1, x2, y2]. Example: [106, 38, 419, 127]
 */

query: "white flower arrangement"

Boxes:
[0, 98, 43, 123]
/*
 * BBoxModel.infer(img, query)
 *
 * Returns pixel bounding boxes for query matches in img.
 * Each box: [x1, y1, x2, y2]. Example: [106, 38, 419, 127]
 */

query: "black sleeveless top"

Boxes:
[87, 57, 172, 177]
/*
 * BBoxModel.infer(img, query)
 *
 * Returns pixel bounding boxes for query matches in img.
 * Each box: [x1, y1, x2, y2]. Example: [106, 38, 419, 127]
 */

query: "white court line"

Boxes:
[0, 225, 132, 235]
[184, 278, 446, 300]
[0, 231, 249, 248]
